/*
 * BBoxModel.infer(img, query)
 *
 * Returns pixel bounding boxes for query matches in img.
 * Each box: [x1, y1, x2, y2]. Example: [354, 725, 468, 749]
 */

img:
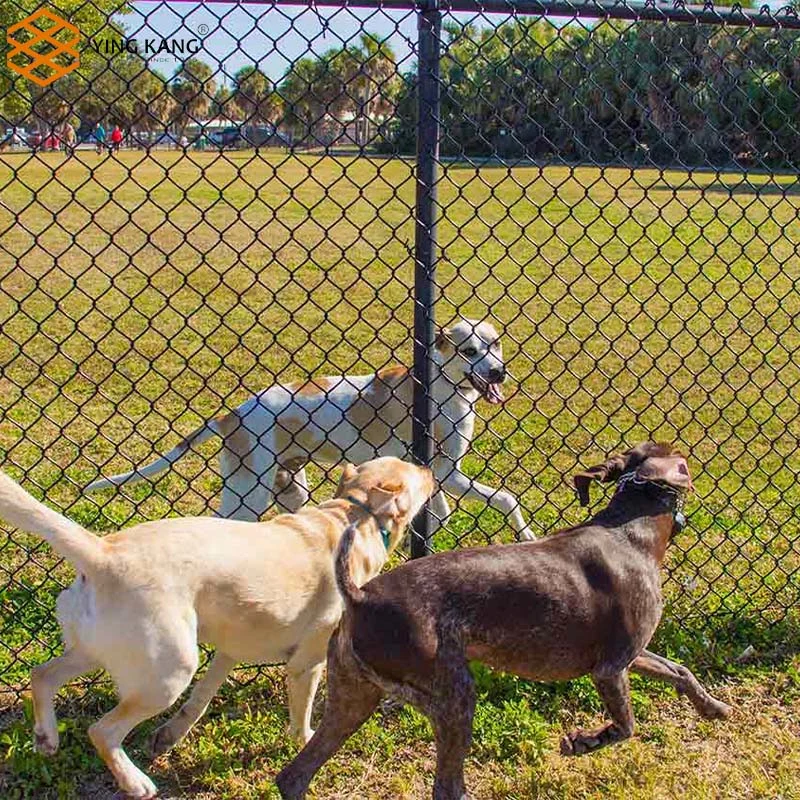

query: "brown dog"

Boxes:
[276, 442, 732, 800]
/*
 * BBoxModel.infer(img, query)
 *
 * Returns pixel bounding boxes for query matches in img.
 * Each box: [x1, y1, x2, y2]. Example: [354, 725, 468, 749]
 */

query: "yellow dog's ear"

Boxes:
[335, 463, 359, 495]
[341, 463, 358, 481]
[368, 481, 409, 518]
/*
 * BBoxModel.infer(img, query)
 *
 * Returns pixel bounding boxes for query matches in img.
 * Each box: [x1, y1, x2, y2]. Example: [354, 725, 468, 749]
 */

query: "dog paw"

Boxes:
[560, 731, 598, 756]
[519, 528, 536, 542]
[150, 724, 176, 758]
[702, 699, 733, 720]
[34, 728, 58, 756]
[118, 769, 158, 799]
[287, 719, 315, 747]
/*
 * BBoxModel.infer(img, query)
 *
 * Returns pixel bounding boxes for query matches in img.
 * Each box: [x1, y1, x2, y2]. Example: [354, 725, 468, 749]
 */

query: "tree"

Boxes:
[234, 66, 282, 126]
[349, 33, 400, 145]
[279, 56, 329, 142]
[211, 85, 240, 121]
[170, 58, 216, 136]
[278, 33, 400, 145]
[130, 68, 174, 134]
[0, 0, 130, 131]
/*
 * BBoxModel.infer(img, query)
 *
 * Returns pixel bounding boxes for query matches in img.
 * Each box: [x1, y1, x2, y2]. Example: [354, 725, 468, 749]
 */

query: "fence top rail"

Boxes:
[179, 0, 800, 28]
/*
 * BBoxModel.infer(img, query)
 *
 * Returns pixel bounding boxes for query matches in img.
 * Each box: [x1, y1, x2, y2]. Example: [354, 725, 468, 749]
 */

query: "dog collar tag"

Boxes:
[674, 511, 686, 531]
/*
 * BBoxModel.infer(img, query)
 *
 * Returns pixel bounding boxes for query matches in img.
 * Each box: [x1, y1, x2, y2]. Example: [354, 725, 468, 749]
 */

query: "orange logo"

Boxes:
[7, 8, 80, 87]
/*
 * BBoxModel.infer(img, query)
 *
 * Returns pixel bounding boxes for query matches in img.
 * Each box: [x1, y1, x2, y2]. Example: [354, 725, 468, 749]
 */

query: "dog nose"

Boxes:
[488, 367, 506, 383]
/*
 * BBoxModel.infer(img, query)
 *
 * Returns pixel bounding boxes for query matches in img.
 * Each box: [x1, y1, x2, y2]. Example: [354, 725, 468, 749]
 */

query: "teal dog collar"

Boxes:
[345, 495, 391, 550]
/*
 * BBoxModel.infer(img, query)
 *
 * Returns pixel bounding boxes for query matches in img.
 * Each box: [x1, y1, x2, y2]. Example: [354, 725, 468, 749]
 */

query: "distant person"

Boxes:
[110, 125, 123, 153]
[60, 121, 76, 155]
[94, 122, 106, 154]
[179, 134, 189, 152]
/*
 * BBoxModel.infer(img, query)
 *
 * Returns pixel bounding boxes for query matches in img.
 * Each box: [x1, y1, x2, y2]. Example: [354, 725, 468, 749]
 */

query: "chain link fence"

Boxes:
[1, 0, 800, 699]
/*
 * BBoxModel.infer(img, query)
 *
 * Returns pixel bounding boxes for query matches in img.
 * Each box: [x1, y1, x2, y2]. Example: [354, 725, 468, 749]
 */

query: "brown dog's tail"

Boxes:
[335, 523, 365, 605]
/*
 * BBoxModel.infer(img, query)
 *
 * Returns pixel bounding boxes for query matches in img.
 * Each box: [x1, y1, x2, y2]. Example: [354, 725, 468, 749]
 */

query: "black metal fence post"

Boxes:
[411, 0, 442, 558]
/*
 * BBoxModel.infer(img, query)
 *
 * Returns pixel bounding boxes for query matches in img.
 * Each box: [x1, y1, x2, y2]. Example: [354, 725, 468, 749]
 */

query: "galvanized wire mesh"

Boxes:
[1, 0, 800, 699]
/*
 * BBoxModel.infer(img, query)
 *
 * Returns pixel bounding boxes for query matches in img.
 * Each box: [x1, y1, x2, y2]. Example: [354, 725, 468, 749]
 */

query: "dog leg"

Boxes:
[217, 447, 272, 521]
[276, 643, 382, 799]
[440, 468, 535, 541]
[430, 646, 475, 800]
[286, 660, 325, 745]
[92, 637, 197, 798]
[561, 671, 635, 756]
[31, 649, 97, 756]
[150, 652, 236, 757]
[630, 649, 732, 719]
[88, 699, 168, 799]
[428, 491, 452, 536]
[274, 466, 310, 513]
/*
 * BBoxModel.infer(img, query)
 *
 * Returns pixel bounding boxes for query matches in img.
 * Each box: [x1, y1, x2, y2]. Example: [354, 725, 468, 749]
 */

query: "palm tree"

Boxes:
[279, 57, 330, 143]
[211, 85, 241, 122]
[234, 66, 282, 126]
[352, 33, 400, 145]
[131, 68, 174, 137]
[170, 58, 216, 138]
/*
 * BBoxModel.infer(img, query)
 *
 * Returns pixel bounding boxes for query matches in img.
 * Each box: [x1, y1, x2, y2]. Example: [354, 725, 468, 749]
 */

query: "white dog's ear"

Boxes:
[435, 327, 454, 354]
[368, 482, 409, 518]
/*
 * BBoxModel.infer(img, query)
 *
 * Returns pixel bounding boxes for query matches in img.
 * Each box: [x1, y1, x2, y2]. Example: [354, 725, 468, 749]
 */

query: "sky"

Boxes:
[128, 2, 421, 85]
[125, 1, 591, 85]
[127, 0, 786, 86]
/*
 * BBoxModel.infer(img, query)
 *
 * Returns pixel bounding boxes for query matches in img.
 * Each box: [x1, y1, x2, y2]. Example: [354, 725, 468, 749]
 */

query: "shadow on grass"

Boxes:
[650, 179, 800, 196]
[3, 605, 800, 798]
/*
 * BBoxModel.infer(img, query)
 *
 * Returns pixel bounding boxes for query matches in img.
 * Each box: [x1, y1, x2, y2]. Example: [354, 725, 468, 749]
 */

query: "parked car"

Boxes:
[209, 126, 243, 149]
[153, 132, 180, 147]
[241, 125, 291, 148]
[1, 128, 27, 148]
[130, 130, 155, 148]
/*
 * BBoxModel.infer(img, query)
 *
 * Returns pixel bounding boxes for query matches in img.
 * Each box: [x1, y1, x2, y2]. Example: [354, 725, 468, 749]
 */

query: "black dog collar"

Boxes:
[615, 472, 687, 531]
[345, 495, 391, 549]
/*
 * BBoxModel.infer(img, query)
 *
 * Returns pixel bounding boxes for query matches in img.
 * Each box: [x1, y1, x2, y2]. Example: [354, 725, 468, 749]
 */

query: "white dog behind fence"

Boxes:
[88, 318, 535, 541]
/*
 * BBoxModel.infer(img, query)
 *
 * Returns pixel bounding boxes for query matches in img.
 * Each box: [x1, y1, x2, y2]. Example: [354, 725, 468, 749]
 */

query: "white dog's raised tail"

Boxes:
[0, 471, 103, 575]
[86, 420, 218, 491]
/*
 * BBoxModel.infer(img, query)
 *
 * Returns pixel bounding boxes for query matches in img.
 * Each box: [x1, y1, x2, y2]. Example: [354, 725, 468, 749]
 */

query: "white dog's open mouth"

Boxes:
[468, 374, 505, 405]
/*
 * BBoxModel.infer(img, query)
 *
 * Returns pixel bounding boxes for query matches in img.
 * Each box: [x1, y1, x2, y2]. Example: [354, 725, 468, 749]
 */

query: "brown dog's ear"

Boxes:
[435, 327, 454, 355]
[572, 443, 659, 506]
[335, 463, 359, 495]
[368, 481, 409, 518]
[635, 454, 694, 492]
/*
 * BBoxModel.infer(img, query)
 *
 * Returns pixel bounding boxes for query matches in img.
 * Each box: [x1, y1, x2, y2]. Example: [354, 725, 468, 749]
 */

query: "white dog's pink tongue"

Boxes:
[486, 383, 505, 404]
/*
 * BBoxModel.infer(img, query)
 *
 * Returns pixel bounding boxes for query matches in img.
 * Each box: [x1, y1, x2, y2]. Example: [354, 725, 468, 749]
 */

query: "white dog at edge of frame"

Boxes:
[88, 318, 536, 542]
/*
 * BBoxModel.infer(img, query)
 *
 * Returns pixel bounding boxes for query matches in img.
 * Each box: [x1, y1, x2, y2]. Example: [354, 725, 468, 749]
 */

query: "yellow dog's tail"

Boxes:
[0, 471, 104, 575]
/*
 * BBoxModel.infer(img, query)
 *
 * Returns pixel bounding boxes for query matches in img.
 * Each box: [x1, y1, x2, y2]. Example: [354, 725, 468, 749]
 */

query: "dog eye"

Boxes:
[462, 347, 477, 357]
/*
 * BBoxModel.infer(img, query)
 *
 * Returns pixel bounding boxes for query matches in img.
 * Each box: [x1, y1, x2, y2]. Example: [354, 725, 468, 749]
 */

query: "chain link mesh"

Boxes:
[1, 0, 799, 700]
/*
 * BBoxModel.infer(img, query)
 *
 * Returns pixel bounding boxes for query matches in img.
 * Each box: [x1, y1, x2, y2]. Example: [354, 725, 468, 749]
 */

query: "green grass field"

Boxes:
[1, 150, 800, 798]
